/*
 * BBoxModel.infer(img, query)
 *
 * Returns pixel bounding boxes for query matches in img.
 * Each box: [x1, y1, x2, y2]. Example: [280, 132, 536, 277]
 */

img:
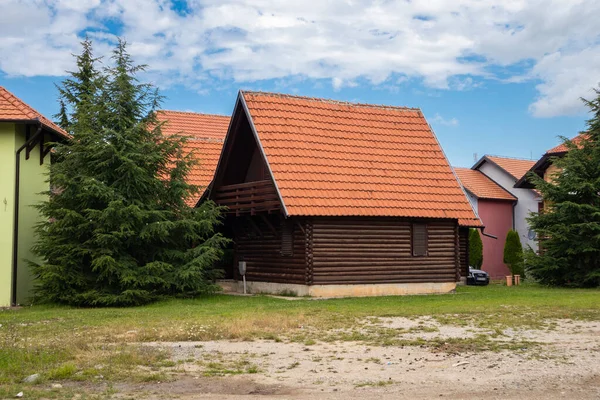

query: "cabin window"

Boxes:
[281, 220, 293, 256]
[412, 223, 428, 257]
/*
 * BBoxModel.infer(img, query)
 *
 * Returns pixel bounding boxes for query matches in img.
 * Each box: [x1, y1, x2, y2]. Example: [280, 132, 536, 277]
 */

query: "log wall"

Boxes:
[310, 217, 459, 284]
[232, 215, 308, 284]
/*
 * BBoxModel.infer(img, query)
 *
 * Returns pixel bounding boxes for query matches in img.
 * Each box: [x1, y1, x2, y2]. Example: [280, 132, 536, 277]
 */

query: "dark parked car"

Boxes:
[467, 267, 490, 286]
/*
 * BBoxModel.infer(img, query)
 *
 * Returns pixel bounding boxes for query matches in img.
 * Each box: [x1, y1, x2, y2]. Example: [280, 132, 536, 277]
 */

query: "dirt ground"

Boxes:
[88, 317, 600, 399]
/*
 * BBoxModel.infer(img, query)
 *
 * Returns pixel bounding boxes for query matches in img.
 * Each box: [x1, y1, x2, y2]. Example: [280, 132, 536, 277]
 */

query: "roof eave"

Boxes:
[463, 169, 519, 201]
[433, 136, 482, 226]
[0, 118, 69, 141]
[513, 153, 562, 189]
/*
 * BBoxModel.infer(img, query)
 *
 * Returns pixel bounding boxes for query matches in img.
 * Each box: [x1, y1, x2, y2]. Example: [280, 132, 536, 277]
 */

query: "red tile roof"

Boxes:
[485, 156, 536, 180]
[0, 86, 68, 139]
[156, 111, 230, 205]
[242, 91, 482, 227]
[546, 133, 588, 154]
[454, 168, 516, 201]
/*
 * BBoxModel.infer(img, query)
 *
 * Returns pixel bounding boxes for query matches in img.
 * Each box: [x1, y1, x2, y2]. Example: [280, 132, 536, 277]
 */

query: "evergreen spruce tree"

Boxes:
[503, 230, 524, 277]
[469, 228, 483, 269]
[526, 87, 600, 287]
[55, 99, 70, 131]
[32, 39, 228, 306]
[53, 37, 103, 133]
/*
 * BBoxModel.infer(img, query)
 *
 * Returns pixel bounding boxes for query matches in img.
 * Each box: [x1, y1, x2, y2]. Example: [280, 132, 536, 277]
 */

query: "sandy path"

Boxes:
[117, 318, 600, 399]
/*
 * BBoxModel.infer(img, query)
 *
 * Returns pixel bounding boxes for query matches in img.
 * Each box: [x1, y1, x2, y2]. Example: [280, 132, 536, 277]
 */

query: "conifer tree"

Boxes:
[53, 38, 103, 133]
[526, 87, 600, 287]
[32, 39, 228, 306]
[503, 230, 524, 277]
[469, 228, 483, 269]
[55, 99, 70, 131]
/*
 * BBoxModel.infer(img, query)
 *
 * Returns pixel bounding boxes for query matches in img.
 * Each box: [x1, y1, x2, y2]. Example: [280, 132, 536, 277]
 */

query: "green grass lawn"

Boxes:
[1, 283, 599, 397]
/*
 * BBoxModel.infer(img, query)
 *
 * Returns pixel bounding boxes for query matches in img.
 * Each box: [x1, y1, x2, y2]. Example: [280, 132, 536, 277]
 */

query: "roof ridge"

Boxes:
[241, 90, 421, 112]
[158, 110, 229, 118]
[486, 154, 535, 162]
[187, 137, 224, 143]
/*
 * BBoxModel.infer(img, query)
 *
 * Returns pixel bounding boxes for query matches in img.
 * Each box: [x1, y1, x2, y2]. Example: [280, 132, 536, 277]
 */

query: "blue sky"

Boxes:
[1, 0, 597, 168]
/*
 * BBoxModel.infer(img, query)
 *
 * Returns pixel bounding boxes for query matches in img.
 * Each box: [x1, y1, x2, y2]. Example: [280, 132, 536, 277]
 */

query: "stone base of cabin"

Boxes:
[225, 280, 456, 297]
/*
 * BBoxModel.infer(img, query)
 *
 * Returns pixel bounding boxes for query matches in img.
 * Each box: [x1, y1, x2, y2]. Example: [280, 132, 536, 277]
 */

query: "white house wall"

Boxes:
[477, 162, 539, 252]
[465, 190, 478, 214]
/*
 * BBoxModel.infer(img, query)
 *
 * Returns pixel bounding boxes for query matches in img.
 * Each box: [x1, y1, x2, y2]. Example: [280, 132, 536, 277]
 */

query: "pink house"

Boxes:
[454, 168, 517, 278]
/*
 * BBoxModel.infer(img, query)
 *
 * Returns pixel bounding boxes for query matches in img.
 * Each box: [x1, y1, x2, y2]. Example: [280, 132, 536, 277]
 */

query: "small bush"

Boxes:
[504, 230, 524, 277]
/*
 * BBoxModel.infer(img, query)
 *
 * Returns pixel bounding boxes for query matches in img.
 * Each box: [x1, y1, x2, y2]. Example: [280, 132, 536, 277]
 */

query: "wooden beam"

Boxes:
[246, 216, 264, 238]
[217, 180, 272, 191]
[260, 214, 277, 235]
[295, 220, 306, 235]
[25, 125, 35, 160]
[230, 222, 241, 239]
[42, 143, 52, 160]
[39, 135, 44, 165]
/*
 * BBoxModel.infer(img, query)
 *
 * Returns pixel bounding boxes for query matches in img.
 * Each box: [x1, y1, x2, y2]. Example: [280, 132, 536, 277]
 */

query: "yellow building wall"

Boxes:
[0, 123, 51, 306]
[15, 125, 50, 305]
[0, 123, 17, 307]
[544, 163, 562, 183]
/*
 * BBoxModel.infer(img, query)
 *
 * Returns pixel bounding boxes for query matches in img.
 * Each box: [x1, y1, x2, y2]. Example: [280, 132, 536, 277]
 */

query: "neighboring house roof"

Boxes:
[454, 168, 517, 201]
[0, 86, 68, 139]
[514, 133, 587, 188]
[481, 155, 536, 180]
[156, 111, 230, 205]
[233, 91, 482, 226]
[546, 133, 588, 155]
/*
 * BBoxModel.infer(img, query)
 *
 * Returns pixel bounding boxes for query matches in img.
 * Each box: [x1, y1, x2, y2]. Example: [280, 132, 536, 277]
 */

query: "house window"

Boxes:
[281, 220, 293, 256]
[412, 223, 428, 256]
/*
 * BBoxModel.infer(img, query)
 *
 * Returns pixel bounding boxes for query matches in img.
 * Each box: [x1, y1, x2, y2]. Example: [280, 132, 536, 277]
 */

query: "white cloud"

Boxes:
[0, 0, 599, 117]
[431, 113, 459, 127]
[528, 47, 600, 117]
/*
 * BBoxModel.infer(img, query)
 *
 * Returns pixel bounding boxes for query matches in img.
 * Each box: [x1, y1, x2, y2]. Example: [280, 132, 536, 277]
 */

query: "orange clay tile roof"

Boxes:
[0, 86, 68, 139]
[454, 168, 516, 201]
[241, 91, 482, 227]
[485, 156, 536, 180]
[546, 133, 588, 154]
[156, 110, 230, 205]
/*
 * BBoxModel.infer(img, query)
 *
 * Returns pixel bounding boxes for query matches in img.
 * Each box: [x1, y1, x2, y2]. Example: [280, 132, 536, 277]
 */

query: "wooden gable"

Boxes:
[208, 97, 284, 216]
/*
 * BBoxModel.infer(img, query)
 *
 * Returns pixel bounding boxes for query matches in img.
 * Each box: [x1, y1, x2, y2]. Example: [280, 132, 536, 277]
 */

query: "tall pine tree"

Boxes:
[32, 39, 228, 306]
[526, 87, 600, 287]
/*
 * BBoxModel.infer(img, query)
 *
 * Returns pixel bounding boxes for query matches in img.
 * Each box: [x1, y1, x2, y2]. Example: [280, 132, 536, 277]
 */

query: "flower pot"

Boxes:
[506, 275, 513, 286]
[514, 275, 521, 286]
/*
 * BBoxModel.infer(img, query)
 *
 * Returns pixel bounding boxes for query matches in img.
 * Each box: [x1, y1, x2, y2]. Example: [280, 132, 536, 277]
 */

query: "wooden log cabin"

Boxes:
[201, 91, 482, 297]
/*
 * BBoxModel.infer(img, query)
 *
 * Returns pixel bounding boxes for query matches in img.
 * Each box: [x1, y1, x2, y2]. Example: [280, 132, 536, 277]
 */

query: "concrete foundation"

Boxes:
[219, 280, 456, 297]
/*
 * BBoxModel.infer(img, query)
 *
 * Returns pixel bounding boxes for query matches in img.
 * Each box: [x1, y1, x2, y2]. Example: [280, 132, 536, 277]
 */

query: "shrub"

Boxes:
[469, 229, 483, 268]
[504, 230, 524, 277]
